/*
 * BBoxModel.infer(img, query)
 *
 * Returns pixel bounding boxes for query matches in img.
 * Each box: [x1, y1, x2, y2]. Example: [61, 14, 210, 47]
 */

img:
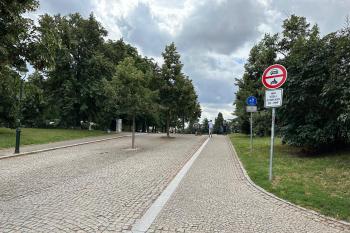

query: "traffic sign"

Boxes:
[246, 96, 257, 106]
[246, 106, 257, 112]
[262, 64, 287, 89]
[265, 89, 283, 108]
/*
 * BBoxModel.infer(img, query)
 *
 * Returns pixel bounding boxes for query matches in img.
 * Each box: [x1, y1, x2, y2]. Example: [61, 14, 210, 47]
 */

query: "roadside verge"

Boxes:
[227, 136, 350, 231]
[0, 133, 131, 160]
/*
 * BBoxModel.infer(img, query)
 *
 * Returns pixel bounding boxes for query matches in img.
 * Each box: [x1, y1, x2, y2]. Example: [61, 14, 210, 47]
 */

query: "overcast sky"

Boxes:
[30, 0, 350, 121]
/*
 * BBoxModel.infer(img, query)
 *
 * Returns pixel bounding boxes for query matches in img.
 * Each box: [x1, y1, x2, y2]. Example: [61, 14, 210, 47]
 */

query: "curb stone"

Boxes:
[226, 136, 350, 232]
[0, 134, 133, 160]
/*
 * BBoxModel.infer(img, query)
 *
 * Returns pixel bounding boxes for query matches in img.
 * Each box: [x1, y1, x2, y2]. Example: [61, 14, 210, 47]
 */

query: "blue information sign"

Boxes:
[246, 96, 257, 106]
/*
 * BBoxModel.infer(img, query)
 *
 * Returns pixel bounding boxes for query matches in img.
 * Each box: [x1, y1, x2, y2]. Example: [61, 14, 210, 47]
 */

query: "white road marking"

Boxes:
[131, 137, 210, 233]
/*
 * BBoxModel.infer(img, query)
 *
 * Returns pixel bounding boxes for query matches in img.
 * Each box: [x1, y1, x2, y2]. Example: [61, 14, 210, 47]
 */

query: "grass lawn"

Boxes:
[230, 134, 350, 222]
[0, 128, 107, 149]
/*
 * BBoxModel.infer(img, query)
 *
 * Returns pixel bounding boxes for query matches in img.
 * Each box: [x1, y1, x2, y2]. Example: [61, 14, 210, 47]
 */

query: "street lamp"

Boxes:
[14, 74, 26, 154]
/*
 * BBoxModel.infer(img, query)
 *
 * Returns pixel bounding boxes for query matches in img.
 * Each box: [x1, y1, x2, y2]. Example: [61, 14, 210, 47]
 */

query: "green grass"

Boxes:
[230, 134, 350, 222]
[0, 128, 107, 149]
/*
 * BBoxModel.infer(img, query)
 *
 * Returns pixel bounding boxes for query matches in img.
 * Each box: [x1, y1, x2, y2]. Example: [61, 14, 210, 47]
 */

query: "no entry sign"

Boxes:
[262, 64, 287, 89]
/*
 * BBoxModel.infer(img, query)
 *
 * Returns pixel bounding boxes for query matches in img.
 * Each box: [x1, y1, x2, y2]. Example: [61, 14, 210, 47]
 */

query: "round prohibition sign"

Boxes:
[262, 64, 287, 89]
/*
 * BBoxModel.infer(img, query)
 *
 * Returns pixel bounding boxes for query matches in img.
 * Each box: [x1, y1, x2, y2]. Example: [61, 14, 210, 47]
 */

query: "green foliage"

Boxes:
[21, 72, 48, 127]
[201, 118, 209, 134]
[159, 42, 201, 136]
[0, 0, 38, 70]
[214, 112, 224, 134]
[230, 134, 350, 222]
[279, 16, 350, 148]
[31, 13, 112, 127]
[0, 127, 106, 149]
[106, 57, 156, 117]
[235, 14, 350, 149]
[0, 0, 38, 127]
[234, 34, 278, 134]
[0, 69, 21, 127]
[0, 5, 200, 133]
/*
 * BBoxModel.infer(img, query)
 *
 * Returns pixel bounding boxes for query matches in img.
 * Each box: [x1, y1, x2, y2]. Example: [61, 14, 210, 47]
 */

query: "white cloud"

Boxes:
[201, 103, 234, 121]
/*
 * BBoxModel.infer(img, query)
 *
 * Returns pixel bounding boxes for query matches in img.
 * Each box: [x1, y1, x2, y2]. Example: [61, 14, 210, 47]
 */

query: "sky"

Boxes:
[29, 0, 350, 121]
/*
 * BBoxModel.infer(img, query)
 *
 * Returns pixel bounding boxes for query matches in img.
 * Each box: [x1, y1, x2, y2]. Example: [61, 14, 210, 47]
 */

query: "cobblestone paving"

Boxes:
[148, 136, 350, 233]
[0, 134, 205, 232]
[0, 132, 130, 158]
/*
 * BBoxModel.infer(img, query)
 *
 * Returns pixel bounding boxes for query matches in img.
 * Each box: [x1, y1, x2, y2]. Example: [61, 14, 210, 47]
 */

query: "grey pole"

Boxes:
[250, 112, 253, 152]
[269, 107, 276, 181]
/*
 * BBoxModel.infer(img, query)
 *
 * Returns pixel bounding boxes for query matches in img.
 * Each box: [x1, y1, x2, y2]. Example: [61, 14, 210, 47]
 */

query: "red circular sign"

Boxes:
[262, 64, 287, 89]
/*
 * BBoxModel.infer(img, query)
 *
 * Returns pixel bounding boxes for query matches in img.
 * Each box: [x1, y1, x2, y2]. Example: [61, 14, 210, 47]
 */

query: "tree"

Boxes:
[0, 0, 38, 70]
[214, 112, 224, 134]
[21, 72, 48, 127]
[279, 16, 350, 149]
[159, 42, 184, 137]
[105, 57, 156, 148]
[234, 14, 350, 149]
[32, 13, 112, 127]
[234, 34, 278, 135]
[177, 76, 201, 132]
[201, 118, 209, 134]
[0, 0, 38, 126]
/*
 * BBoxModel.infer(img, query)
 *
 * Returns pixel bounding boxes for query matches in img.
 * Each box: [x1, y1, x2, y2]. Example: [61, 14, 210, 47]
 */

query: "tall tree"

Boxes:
[0, 0, 38, 126]
[21, 72, 48, 127]
[0, 0, 38, 70]
[177, 76, 201, 131]
[234, 34, 278, 135]
[279, 16, 350, 148]
[105, 57, 156, 148]
[214, 112, 224, 134]
[201, 118, 209, 134]
[32, 13, 112, 127]
[159, 42, 184, 137]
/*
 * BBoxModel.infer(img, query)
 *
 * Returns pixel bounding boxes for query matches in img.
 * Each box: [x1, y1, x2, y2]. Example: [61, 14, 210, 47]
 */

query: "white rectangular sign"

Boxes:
[246, 106, 257, 112]
[265, 89, 283, 108]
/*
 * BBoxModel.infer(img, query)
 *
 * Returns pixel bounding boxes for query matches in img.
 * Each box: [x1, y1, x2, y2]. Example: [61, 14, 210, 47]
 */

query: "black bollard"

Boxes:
[15, 128, 21, 154]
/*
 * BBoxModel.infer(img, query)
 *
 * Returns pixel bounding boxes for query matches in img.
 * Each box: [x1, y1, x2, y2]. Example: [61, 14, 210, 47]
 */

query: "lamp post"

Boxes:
[14, 74, 25, 154]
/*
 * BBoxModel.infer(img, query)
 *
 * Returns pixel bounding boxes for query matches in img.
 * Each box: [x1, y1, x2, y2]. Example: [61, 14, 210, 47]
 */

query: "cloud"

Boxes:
[176, 0, 267, 54]
[33, 0, 350, 121]
[201, 103, 234, 121]
[118, 2, 172, 56]
[38, 0, 94, 17]
[269, 0, 350, 35]
[182, 52, 242, 105]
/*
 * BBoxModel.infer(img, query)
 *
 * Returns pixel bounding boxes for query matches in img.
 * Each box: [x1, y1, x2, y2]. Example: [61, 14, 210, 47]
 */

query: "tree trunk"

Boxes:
[132, 114, 135, 149]
[166, 113, 170, 137]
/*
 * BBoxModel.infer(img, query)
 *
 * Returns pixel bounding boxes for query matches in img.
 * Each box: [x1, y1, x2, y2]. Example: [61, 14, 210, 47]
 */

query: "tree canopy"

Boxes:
[0, 2, 201, 136]
[234, 15, 350, 149]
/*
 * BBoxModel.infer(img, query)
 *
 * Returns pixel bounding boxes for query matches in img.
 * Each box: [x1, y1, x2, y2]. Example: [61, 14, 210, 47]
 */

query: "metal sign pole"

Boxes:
[269, 107, 276, 181]
[250, 112, 253, 152]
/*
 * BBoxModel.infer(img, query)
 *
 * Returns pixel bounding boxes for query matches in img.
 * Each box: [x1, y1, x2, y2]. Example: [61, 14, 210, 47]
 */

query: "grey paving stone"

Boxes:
[148, 136, 350, 233]
[0, 134, 205, 232]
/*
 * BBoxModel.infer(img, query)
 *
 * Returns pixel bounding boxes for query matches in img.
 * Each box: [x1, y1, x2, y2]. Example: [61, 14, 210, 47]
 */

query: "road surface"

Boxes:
[0, 134, 348, 233]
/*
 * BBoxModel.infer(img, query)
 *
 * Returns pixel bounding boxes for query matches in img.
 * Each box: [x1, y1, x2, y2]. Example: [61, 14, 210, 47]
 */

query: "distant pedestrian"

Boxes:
[208, 120, 213, 138]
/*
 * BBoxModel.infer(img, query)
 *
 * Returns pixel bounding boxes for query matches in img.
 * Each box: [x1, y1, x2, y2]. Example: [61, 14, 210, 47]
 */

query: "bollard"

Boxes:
[15, 128, 21, 154]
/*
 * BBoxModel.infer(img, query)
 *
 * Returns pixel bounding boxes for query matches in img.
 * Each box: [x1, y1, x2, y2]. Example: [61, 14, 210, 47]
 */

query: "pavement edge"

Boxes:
[226, 136, 350, 231]
[0, 134, 132, 160]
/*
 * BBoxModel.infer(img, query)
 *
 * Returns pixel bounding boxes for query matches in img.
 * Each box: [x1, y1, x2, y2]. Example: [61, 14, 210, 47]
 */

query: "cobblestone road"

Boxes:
[0, 133, 130, 158]
[0, 134, 205, 232]
[148, 136, 350, 233]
